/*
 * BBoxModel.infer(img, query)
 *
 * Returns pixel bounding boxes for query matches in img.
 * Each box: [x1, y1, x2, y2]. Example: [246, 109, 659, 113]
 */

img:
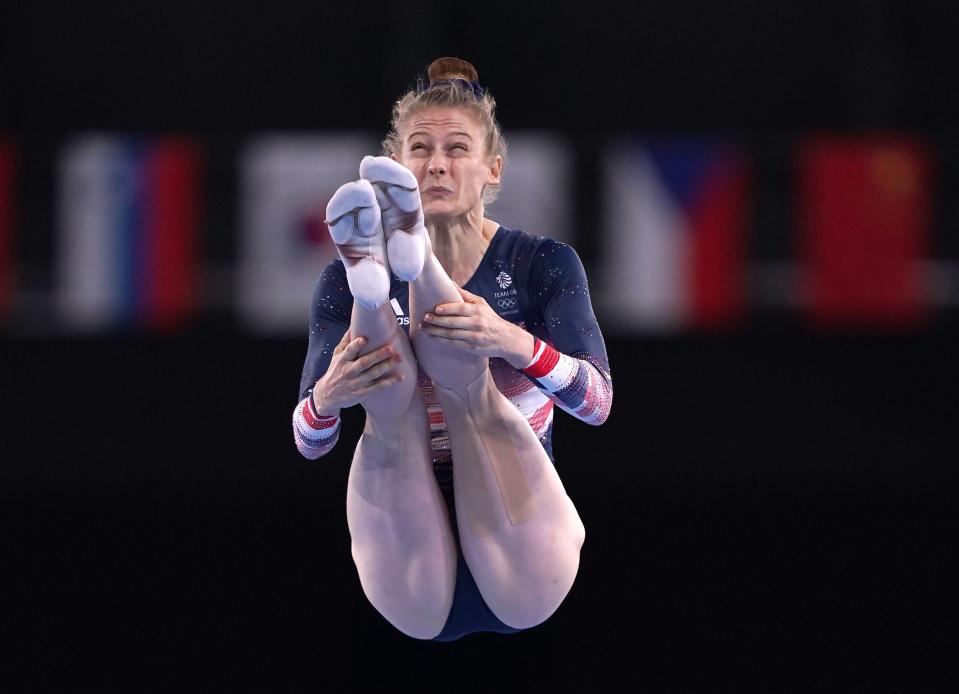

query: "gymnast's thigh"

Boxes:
[431, 470, 524, 643]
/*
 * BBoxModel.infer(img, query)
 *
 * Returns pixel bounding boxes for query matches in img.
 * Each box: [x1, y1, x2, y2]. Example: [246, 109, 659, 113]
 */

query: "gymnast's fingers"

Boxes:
[340, 335, 367, 360]
[421, 321, 472, 339]
[358, 354, 402, 381]
[422, 312, 471, 329]
[332, 330, 353, 355]
[352, 344, 396, 372]
[357, 373, 405, 395]
[433, 300, 475, 317]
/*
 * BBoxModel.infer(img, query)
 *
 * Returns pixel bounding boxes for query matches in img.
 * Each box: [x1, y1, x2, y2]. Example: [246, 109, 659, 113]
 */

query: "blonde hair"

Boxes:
[382, 57, 508, 205]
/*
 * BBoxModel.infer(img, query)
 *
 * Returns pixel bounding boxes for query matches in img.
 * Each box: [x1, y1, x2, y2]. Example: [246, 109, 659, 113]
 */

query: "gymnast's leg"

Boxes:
[409, 248, 587, 631]
[328, 181, 456, 639]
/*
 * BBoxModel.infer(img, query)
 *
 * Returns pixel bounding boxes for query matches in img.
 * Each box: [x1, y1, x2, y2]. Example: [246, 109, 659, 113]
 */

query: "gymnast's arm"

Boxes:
[293, 262, 406, 460]
[520, 240, 613, 426]
[292, 264, 351, 459]
[423, 239, 613, 426]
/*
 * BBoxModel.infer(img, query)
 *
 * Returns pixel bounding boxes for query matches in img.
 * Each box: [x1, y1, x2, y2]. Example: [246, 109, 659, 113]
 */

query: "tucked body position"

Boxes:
[292, 57, 613, 641]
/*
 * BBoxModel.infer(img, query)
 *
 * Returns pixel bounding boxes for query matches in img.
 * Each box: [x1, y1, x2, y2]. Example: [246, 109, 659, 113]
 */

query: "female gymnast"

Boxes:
[292, 57, 613, 641]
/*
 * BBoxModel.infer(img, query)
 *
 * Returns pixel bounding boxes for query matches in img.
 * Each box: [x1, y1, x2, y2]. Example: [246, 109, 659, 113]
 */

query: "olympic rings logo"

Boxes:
[497, 298, 517, 309]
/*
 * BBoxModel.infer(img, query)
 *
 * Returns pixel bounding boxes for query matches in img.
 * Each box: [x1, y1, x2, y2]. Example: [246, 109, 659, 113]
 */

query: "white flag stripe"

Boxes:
[56, 136, 127, 330]
[601, 146, 689, 333]
[487, 131, 572, 243]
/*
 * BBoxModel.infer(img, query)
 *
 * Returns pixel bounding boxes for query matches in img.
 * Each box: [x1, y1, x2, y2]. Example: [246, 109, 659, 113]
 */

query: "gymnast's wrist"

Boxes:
[309, 387, 341, 420]
[502, 327, 537, 369]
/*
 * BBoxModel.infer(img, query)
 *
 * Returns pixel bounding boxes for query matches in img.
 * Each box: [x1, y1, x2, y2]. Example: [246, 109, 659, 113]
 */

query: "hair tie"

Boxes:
[416, 77, 486, 99]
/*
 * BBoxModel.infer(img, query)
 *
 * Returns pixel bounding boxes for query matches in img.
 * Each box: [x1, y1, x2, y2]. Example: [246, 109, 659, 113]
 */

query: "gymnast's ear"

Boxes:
[487, 154, 503, 185]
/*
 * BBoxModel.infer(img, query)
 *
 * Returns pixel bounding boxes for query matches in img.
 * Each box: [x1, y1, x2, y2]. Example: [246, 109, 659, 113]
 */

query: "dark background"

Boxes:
[3, 1, 958, 691]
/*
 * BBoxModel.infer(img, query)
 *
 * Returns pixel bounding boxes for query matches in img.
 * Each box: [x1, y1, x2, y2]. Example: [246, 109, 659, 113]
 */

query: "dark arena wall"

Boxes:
[3, 329, 956, 690]
[3, 0, 959, 691]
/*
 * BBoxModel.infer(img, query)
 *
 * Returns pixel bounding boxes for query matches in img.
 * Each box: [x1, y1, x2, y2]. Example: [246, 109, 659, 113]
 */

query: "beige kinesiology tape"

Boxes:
[436, 369, 536, 527]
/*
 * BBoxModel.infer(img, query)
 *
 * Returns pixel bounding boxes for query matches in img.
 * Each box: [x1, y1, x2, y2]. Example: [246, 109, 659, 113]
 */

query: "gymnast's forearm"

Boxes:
[521, 338, 613, 426]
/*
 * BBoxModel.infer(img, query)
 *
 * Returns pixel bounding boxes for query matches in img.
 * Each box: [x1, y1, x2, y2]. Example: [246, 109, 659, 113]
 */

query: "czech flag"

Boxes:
[56, 135, 203, 333]
[601, 139, 752, 333]
[798, 135, 932, 328]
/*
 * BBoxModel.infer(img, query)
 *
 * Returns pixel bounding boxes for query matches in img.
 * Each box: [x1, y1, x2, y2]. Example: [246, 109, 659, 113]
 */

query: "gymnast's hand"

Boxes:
[311, 332, 405, 415]
[421, 286, 536, 369]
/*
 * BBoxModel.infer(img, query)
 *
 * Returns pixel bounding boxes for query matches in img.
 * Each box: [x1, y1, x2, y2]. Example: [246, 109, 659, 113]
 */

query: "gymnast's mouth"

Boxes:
[423, 186, 453, 195]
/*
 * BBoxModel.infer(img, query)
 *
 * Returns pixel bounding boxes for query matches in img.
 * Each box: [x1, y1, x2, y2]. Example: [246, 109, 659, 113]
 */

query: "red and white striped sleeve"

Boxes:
[521, 337, 612, 426]
[292, 394, 341, 460]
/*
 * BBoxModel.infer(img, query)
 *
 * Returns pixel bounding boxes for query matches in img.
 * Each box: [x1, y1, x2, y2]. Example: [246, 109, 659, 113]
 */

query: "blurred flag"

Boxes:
[56, 135, 203, 332]
[486, 131, 572, 243]
[0, 138, 14, 321]
[237, 133, 379, 334]
[798, 136, 932, 327]
[601, 140, 752, 333]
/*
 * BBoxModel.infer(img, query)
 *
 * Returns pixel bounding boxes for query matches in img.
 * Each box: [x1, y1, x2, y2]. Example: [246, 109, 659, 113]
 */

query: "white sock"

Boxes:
[359, 156, 429, 282]
[325, 179, 390, 311]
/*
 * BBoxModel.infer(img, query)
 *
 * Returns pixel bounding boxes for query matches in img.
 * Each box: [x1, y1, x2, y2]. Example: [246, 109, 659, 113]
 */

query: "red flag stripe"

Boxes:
[689, 152, 750, 328]
[142, 138, 203, 332]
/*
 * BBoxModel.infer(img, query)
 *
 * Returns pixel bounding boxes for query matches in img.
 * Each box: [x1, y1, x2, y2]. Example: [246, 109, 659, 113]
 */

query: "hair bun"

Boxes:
[426, 57, 479, 84]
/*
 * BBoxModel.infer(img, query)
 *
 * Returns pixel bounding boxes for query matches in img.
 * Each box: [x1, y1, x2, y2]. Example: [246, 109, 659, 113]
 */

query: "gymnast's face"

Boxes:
[396, 106, 502, 222]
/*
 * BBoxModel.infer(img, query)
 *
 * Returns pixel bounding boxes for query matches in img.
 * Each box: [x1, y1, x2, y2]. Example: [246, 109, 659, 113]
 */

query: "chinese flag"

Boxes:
[798, 136, 932, 328]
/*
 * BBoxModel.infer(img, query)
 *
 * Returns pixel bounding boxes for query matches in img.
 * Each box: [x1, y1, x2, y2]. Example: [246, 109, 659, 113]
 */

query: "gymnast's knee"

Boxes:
[358, 572, 455, 640]
[383, 607, 453, 641]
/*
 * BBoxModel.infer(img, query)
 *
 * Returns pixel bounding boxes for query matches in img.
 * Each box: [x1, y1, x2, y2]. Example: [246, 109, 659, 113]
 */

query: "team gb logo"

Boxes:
[496, 272, 512, 290]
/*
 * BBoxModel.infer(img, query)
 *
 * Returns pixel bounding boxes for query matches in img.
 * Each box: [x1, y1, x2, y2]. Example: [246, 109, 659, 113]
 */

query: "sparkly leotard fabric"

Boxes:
[293, 226, 612, 474]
